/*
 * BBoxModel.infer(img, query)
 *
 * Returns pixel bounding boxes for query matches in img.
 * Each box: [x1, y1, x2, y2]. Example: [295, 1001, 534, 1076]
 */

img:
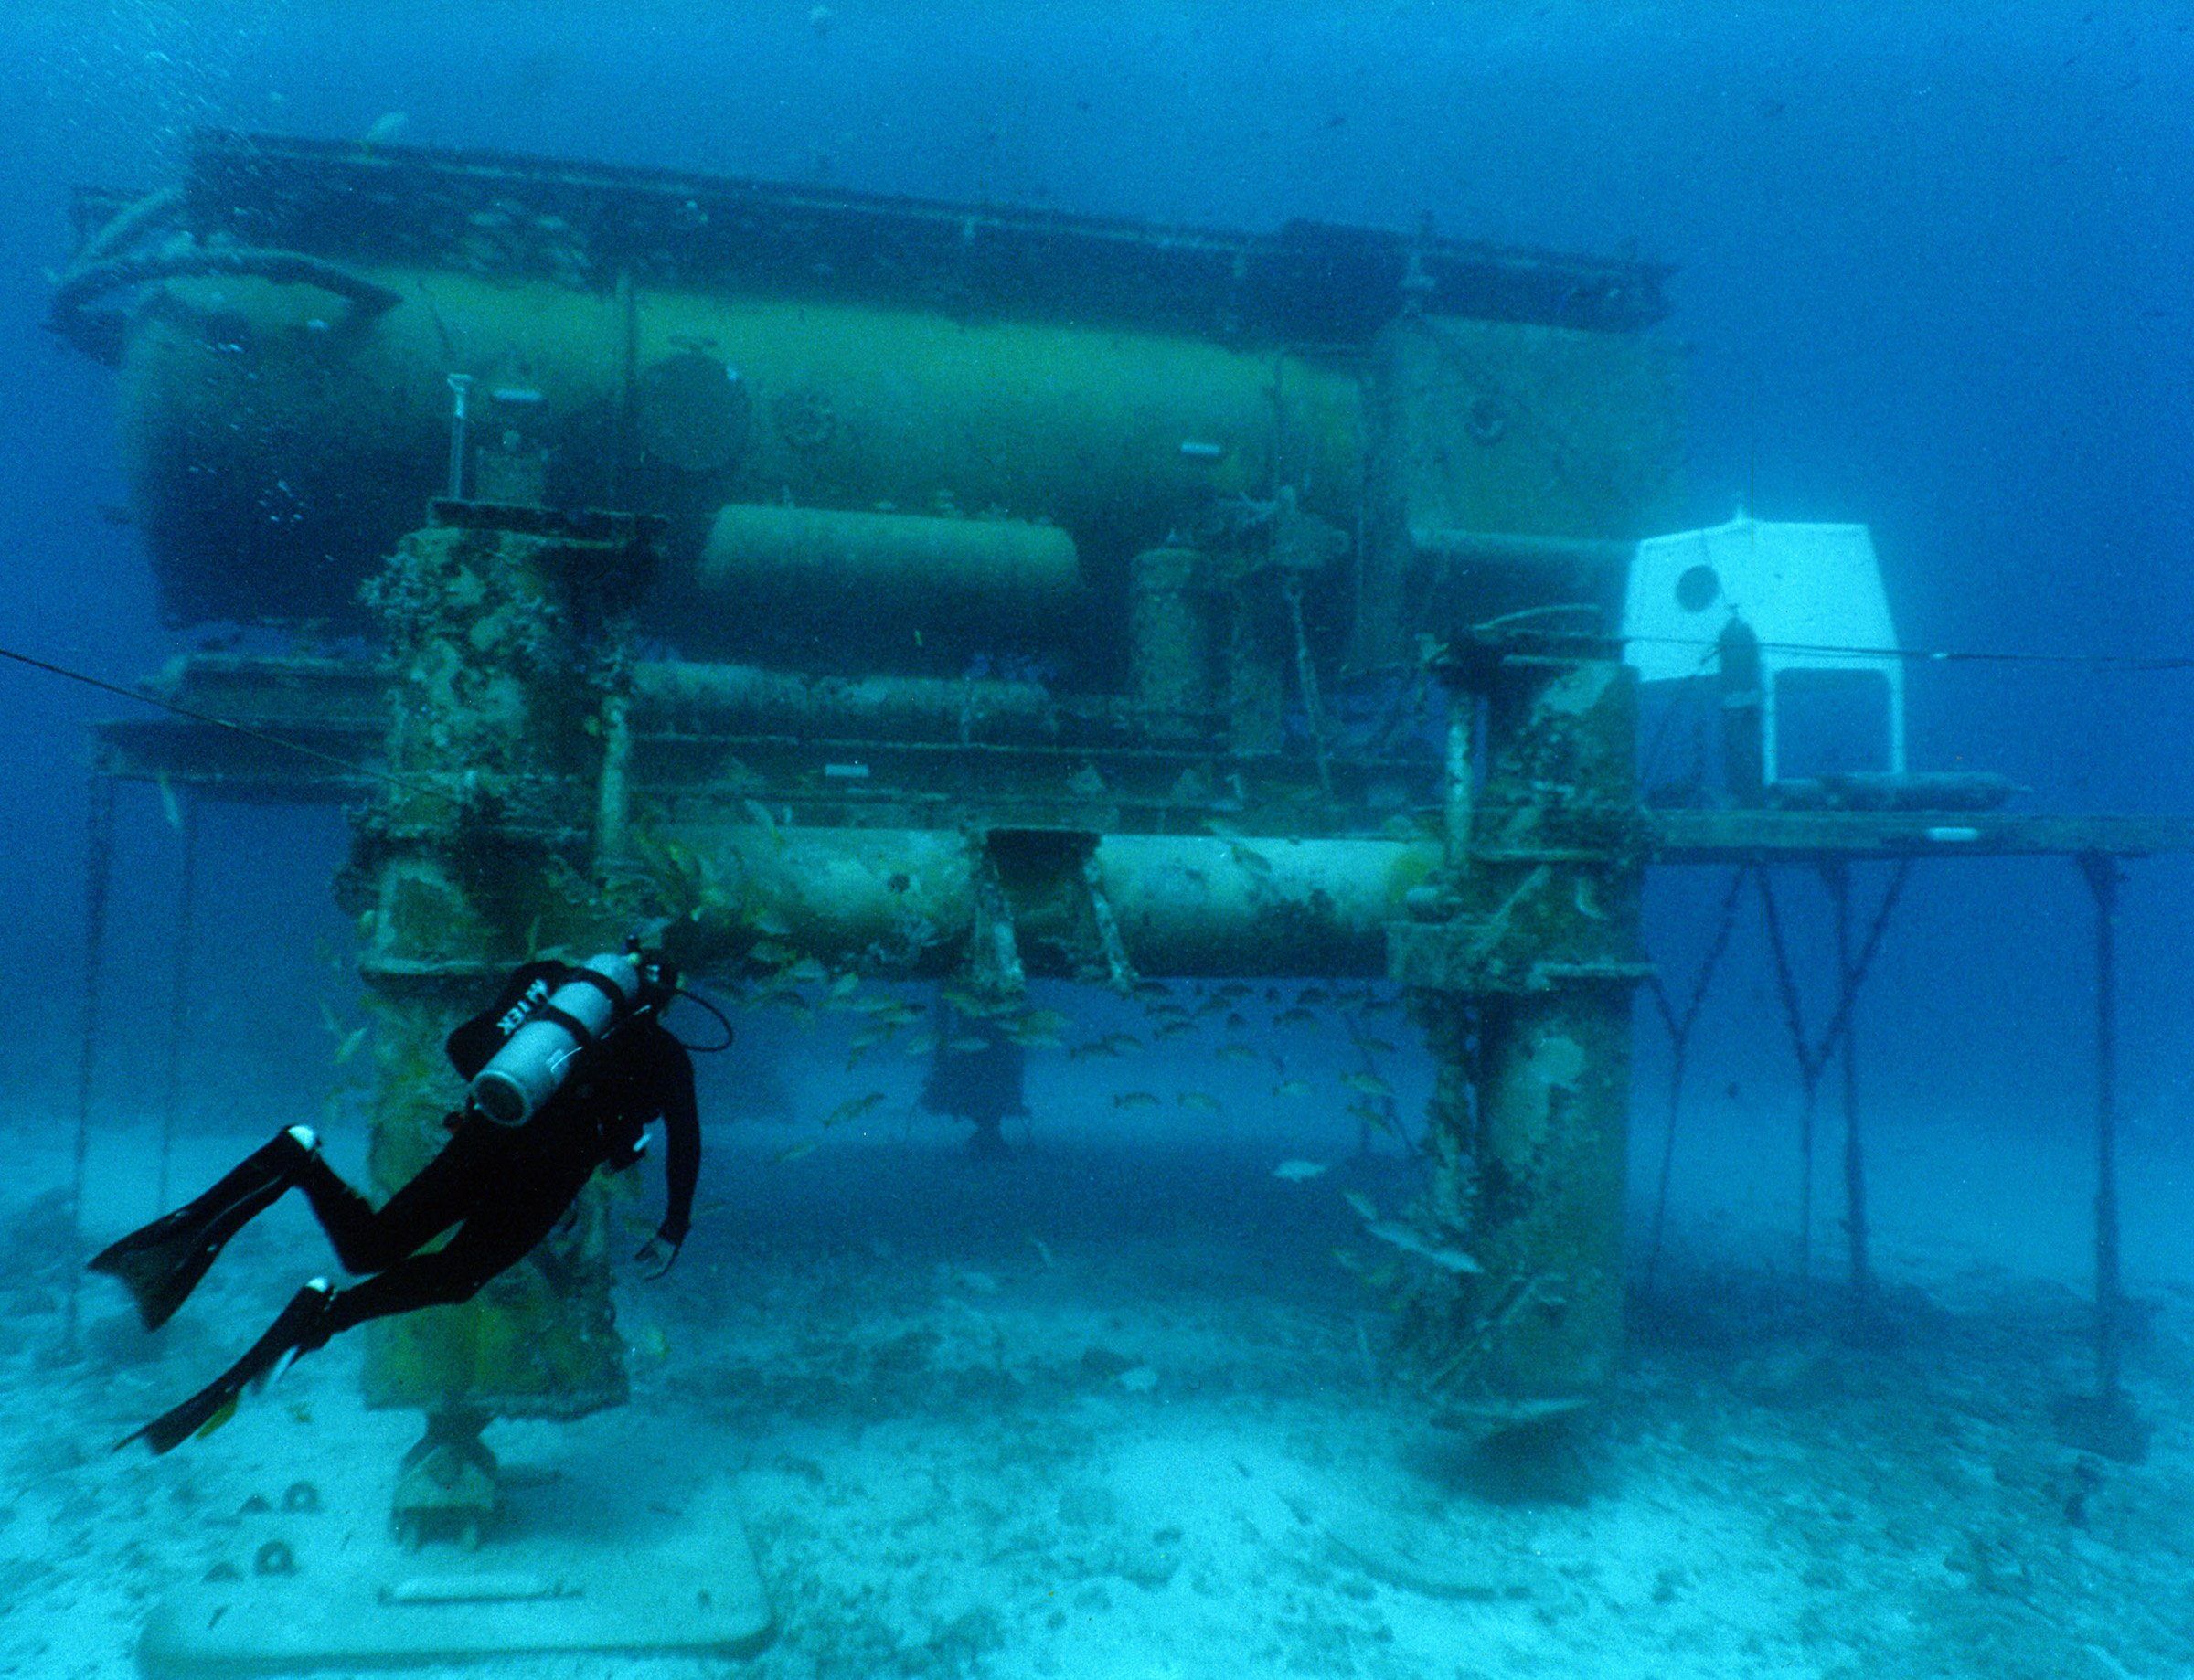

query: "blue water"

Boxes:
[5, 3, 2191, 1114]
[2, 6, 2190, 1675]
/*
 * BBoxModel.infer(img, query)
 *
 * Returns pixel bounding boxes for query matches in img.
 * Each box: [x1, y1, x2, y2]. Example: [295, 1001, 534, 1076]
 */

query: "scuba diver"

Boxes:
[91, 943, 707, 1455]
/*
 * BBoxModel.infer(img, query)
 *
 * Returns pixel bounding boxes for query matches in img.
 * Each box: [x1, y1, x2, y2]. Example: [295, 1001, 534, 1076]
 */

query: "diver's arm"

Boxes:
[654, 1032, 701, 1248]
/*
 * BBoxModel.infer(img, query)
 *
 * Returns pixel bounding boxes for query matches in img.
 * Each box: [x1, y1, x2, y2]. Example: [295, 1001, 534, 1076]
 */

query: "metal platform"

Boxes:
[1646, 807, 2194, 863]
[91, 654, 2194, 862]
[63, 128, 1669, 356]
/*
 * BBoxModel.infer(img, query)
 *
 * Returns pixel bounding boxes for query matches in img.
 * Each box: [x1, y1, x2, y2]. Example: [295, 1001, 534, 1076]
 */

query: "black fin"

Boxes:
[117, 1281, 334, 1456]
[88, 1131, 309, 1331]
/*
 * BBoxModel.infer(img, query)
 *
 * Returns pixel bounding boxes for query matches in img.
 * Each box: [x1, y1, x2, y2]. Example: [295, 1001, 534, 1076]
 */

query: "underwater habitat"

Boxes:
[3, 3, 2194, 1676]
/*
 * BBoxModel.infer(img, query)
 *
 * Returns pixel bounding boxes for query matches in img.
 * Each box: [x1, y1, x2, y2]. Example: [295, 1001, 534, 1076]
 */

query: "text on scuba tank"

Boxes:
[496, 977, 555, 1039]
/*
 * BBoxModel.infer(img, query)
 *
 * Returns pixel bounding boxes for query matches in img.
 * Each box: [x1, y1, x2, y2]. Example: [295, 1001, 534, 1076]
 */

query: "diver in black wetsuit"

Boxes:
[92, 946, 706, 1455]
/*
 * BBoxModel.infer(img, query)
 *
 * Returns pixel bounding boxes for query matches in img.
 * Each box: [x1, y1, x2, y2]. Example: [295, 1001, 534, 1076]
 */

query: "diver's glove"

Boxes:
[634, 1232, 682, 1281]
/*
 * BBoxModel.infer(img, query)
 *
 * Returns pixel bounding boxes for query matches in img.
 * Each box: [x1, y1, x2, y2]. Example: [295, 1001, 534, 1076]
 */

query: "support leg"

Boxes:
[2054, 853, 2148, 1461]
[65, 773, 117, 1356]
[157, 792, 200, 1212]
[1827, 863, 1873, 1326]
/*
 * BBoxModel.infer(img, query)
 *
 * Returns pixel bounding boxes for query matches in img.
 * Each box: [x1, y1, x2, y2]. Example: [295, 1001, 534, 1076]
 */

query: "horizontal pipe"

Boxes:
[695, 504, 1086, 650]
[666, 824, 1441, 979]
[632, 661, 1060, 743]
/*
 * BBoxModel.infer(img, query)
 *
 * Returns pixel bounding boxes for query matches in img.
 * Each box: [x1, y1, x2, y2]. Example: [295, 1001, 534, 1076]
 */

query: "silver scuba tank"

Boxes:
[467, 952, 643, 1126]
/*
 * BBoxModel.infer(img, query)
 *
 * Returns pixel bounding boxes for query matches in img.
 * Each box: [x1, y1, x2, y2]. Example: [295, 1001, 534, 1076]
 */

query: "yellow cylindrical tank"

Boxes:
[693, 505, 1086, 656]
[664, 824, 1441, 979]
[114, 266, 1364, 645]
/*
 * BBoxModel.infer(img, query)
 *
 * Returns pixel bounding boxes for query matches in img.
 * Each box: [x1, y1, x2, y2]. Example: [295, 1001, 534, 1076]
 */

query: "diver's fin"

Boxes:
[88, 1128, 315, 1332]
[116, 1279, 335, 1456]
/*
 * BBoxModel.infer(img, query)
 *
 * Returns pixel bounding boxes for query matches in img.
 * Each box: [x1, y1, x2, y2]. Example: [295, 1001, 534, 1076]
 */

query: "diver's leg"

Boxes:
[88, 1126, 320, 1331]
[313, 1143, 601, 1327]
[290, 1120, 494, 1275]
[120, 1143, 594, 1455]
[116, 1277, 339, 1455]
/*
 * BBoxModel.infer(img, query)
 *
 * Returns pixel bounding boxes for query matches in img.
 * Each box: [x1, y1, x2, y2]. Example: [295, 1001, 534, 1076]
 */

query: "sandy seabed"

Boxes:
[4, 1111, 2191, 1680]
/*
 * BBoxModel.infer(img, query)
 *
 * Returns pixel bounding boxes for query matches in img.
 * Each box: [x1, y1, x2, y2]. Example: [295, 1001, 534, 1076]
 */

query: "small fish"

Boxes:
[1366, 1220, 1483, 1274]
[1213, 982, 1252, 1002]
[1343, 1073, 1394, 1101]
[1272, 1079, 1314, 1100]
[1230, 843, 1273, 877]
[750, 909, 793, 939]
[788, 957, 829, 984]
[1344, 1190, 1380, 1222]
[825, 1091, 885, 1127]
[948, 1035, 990, 1053]
[362, 111, 410, 150]
[286, 1400, 313, 1425]
[1113, 1091, 1161, 1110]
[1213, 1043, 1259, 1063]
[1028, 1236, 1055, 1270]
[1272, 1159, 1328, 1182]
[1273, 1007, 1317, 1026]
[156, 773, 183, 832]
[942, 985, 1014, 1019]
[775, 1140, 820, 1163]
[903, 1030, 941, 1056]
[1224, 1012, 1250, 1032]
[1177, 1091, 1220, 1114]
[827, 972, 861, 1001]
[632, 1326, 671, 1361]
[1154, 1019, 1196, 1040]
[741, 798, 779, 834]
[194, 1396, 240, 1441]
[849, 1025, 897, 1051]
[333, 1026, 368, 1066]
[1295, 986, 1331, 1007]
[1347, 1101, 1396, 1132]
[1358, 1037, 1400, 1056]
[1102, 1033, 1145, 1054]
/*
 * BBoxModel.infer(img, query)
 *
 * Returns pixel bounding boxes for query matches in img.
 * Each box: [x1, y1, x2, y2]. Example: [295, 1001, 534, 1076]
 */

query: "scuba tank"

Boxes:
[467, 952, 644, 1126]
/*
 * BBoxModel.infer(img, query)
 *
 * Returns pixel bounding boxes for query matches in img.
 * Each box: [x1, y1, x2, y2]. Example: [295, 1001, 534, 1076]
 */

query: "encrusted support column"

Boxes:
[342, 503, 660, 1494]
[1389, 633, 1647, 1430]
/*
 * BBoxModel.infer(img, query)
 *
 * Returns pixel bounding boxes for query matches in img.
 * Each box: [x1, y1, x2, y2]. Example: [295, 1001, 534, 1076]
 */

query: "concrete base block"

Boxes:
[138, 1462, 772, 1675]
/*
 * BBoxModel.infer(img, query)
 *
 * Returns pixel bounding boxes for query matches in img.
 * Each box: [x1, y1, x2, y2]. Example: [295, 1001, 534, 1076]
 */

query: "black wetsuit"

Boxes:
[293, 962, 700, 1340]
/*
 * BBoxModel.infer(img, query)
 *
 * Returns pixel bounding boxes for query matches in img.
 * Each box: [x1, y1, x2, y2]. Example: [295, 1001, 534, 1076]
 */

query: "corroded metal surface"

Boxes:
[158, 130, 1670, 340]
[352, 508, 656, 1421]
[1387, 651, 1643, 1419]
